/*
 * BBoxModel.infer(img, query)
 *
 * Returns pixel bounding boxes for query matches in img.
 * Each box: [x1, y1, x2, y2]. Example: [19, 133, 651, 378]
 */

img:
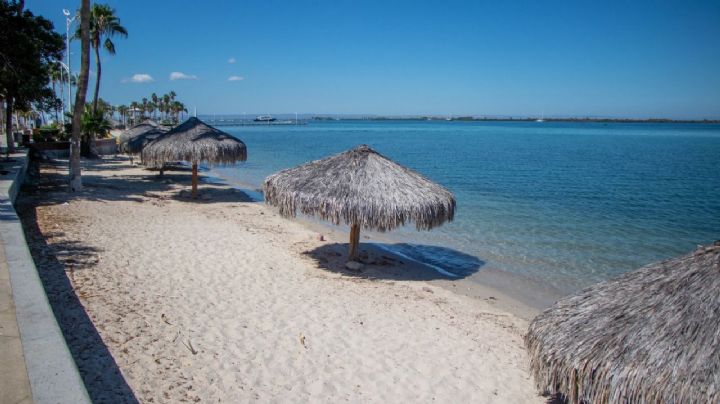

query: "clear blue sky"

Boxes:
[29, 0, 720, 118]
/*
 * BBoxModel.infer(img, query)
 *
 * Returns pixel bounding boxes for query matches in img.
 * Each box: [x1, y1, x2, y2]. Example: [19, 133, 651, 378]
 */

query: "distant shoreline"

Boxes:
[311, 116, 720, 124]
[198, 115, 720, 125]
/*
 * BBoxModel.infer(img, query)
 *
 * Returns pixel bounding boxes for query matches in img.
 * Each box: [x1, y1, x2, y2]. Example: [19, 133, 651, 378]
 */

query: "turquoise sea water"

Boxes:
[207, 120, 720, 295]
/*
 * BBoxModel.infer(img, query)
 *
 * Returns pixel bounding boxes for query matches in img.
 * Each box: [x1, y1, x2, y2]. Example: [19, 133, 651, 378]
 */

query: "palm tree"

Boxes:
[162, 93, 171, 122]
[79, 3, 127, 113]
[147, 100, 155, 121]
[70, 0, 91, 191]
[117, 104, 128, 127]
[81, 104, 111, 140]
[151, 92, 158, 119]
[141, 97, 148, 119]
[48, 62, 63, 123]
[129, 100, 138, 125]
[170, 100, 187, 123]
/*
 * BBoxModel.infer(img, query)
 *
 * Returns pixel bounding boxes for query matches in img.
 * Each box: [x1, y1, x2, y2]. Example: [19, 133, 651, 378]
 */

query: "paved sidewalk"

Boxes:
[0, 238, 32, 404]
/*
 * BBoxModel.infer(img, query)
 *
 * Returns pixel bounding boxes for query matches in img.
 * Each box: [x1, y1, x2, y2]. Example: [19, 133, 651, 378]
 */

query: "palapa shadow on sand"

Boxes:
[23, 157, 254, 206]
[303, 242, 484, 281]
[15, 194, 139, 404]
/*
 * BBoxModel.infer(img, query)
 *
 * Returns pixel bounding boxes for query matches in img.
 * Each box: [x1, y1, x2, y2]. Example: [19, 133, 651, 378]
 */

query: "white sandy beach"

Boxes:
[19, 157, 542, 403]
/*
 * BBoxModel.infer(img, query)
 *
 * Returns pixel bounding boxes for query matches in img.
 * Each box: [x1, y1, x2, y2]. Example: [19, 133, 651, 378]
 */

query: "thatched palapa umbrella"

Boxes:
[525, 241, 720, 403]
[117, 120, 160, 153]
[141, 117, 247, 198]
[124, 127, 166, 156]
[263, 145, 455, 261]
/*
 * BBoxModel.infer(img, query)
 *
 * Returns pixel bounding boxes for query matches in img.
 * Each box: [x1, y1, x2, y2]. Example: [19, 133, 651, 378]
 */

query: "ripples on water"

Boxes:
[209, 120, 720, 295]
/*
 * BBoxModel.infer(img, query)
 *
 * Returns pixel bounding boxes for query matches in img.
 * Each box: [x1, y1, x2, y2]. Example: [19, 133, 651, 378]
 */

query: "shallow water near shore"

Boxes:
[207, 120, 720, 304]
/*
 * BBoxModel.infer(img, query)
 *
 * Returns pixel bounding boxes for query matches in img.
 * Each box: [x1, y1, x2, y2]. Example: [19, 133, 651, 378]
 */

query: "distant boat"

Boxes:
[536, 112, 545, 122]
[254, 115, 276, 122]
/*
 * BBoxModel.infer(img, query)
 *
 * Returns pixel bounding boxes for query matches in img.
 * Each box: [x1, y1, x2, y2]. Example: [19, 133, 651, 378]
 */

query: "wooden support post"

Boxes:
[348, 223, 360, 261]
[191, 163, 198, 198]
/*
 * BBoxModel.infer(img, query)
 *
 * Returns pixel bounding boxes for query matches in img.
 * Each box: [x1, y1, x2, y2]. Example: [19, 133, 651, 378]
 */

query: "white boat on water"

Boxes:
[254, 115, 276, 122]
[536, 112, 545, 122]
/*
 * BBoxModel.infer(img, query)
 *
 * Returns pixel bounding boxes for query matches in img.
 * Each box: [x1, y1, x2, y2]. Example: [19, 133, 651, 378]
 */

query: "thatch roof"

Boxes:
[123, 127, 166, 155]
[141, 117, 247, 166]
[263, 144, 455, 232]
[525, 241, 720, 404]
[117, 121, 162, 153]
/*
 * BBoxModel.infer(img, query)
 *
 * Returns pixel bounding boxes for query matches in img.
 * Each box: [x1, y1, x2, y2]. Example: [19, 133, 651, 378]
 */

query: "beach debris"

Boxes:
[182, 339, 198, 355]
[358, 251, 376, 264]
[299, 333, 308, 349]
[422, 286, 434, 294]
[345, 261, 364, 271]
[161, 313, 172, 325]
[317, 234, 325, 241]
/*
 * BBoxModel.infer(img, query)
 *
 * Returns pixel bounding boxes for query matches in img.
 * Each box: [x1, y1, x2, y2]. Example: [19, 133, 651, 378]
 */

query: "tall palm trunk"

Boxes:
[82, 38, 101, 158]
[70, 0, 91, 192]
[92, 39, 101, 112]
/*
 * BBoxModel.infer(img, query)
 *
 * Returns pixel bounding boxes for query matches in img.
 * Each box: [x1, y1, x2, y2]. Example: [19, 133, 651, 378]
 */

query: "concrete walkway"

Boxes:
[0, 152, 90, 404]
[0, 235, 32, 403]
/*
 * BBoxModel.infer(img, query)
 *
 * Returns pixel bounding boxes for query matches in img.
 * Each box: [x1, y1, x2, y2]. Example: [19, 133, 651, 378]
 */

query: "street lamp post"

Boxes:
[63, 9, 76, 119]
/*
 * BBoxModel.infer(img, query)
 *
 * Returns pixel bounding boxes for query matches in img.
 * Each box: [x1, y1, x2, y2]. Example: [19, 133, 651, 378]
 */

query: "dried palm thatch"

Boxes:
[141, 117, 247, 198]
[117, 121, 160, 153]
[525, 241, 720, 404]
[123, 127, 166, 155]
[141, 117, 247, 166]
[263, 145, 455, 259]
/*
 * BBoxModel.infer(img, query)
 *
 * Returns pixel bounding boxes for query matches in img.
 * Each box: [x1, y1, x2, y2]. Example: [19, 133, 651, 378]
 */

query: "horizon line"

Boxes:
[192, 113, 720, 121]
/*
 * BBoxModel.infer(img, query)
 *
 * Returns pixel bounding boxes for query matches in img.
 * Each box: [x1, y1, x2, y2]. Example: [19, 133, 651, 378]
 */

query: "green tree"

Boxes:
[48, 61, 64, 123]
[170, 100, 187, 123]
[162, 93, 171, 121]
[129, 100, 139, 125]
[117, 104, 128, 126]
[81, 103, 111, 140]
[69, 0, 90, 191]
[141, 97, 148, 119]
[150, 92, 158, 119]
[77, 3, 127, 113]
[0, 0, 64, 154]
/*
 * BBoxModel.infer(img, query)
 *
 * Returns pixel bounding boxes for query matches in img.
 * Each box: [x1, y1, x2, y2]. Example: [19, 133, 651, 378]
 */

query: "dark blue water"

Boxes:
[209, 120, 720, 294]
